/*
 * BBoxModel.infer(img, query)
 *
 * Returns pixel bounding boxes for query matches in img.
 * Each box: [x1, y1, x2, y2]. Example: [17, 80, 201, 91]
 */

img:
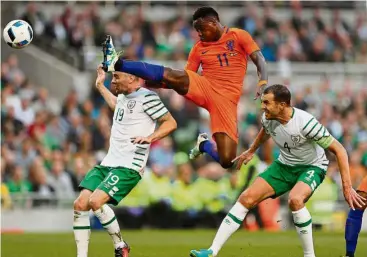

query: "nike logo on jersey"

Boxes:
[201, 50, 210, 54]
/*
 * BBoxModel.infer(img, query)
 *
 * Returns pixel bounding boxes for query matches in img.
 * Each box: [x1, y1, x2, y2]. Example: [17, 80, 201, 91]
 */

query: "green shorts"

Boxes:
[259, 160, 326, 198]
[79, 165, 141, 205]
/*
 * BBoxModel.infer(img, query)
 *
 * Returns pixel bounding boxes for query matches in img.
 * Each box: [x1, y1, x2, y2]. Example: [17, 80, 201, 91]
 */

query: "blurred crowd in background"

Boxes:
[19, 2, 367, 63]
[1, 1, 367, 229]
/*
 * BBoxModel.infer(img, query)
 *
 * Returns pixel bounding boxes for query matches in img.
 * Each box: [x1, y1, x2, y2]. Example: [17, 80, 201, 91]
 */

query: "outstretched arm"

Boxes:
[95, 66, 117, 110]
[327, 140, 366, 210]
[301, 118, 365, 209]
[233, 127, 270, 169]
[248, 127, 271, 153]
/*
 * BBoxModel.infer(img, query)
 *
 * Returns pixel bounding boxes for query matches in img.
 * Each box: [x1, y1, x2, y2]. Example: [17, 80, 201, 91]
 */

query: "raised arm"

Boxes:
[236, 29, 268, 98]
[250, 50, 268, 96]
[95, 66, 117, 111]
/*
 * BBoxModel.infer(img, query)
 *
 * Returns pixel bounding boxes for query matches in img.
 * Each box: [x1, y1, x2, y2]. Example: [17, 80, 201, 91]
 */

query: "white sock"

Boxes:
[209, 202, 249, 256]
[292, 207, 315, 257]
[73, 210, 91, 257]
[94, 204, 125, 249]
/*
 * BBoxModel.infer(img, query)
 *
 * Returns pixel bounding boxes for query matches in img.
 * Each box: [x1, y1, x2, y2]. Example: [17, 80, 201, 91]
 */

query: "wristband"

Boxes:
[257, 80, 267, 87]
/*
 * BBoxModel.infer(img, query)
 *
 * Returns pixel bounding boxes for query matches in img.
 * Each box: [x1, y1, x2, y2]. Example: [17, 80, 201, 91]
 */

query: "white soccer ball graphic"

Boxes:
[3, 19, 33, 49]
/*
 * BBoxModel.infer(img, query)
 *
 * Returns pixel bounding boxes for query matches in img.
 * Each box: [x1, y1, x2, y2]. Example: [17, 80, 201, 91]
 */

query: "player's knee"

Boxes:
[219, 153, 235, 169]
[88, 196, 103, 211]
[238, 190, 258, 209]
[73, 197, 89, 211]
[219, 160, 234, 169]
[288, 195, 305, 210]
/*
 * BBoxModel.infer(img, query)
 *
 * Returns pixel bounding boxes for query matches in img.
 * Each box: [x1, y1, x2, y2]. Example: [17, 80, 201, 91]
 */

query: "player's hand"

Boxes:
[232, 149, 255, 169]
[342, 185, 366, 210]
[254, 84, 266, 100]
[95, 65, 106, 87]
[131, 136, 152, 145]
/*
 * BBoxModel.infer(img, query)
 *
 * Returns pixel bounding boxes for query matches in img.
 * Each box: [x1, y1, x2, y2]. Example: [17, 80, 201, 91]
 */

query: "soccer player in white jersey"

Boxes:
[73, 66, 177, 257]
[190, 84, 365, 257]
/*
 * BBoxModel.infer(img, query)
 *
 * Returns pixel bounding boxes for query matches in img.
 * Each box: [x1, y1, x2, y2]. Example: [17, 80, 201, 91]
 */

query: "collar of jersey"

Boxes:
[201, 26, 230, 46]
[280, 107, 296, 127]
[125, 86, 143, 98]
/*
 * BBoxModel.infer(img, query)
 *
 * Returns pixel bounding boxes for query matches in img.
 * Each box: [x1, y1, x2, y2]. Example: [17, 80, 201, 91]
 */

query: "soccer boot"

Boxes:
[115, 240, 130, 257]
[190, 249, 214, 257]
[101, 35, 122, 72]
[189, 133, 209, 160]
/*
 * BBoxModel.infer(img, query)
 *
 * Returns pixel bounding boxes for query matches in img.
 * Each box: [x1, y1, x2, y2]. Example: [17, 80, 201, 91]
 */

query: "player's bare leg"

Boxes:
[89, 189, 130, 257]
[73, 189, 93, 257]
[152, 68, 190, 95]
[213, 133, 237, 169]
[288, 182, 315, 257]
[102, 35, 190, 95]
[190, 177, 274, 257]
[117, 62, 190, 95]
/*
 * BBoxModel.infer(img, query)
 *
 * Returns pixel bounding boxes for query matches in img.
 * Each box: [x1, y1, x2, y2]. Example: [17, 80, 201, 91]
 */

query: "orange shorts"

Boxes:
[357, 175, 367, 193]
[185, 70, 238, 143]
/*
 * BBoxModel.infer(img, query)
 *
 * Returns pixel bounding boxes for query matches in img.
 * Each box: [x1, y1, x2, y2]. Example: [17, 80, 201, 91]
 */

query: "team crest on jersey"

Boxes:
[291, 135, 301, 145]
[127, 100, 136, 110]
[226, 40, 235, 51]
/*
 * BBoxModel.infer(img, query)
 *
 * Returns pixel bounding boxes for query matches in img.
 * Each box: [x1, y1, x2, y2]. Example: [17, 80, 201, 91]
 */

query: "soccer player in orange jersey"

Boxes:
[102, 7, 268, 169]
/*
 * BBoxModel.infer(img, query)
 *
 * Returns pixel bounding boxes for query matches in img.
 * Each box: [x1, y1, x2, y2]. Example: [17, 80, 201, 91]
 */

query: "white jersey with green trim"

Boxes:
[100, 87, 168, 175]
[261, 107, 334, 171]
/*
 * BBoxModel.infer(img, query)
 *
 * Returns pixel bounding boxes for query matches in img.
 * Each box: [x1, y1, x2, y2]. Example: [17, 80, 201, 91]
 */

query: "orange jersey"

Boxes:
[185, 27, 260, 102]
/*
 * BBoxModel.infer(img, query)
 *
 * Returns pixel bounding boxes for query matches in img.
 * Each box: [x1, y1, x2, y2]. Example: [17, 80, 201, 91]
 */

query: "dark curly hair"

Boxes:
[193, 6, 220, 22]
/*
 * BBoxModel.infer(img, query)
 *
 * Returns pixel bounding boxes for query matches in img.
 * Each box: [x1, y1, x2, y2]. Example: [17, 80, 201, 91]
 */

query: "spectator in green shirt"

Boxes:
[6, 165, 32, 193]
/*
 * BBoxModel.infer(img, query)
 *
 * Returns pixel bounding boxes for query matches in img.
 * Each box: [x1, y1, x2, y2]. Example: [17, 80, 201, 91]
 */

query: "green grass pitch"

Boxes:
[2, 230, 366, 257]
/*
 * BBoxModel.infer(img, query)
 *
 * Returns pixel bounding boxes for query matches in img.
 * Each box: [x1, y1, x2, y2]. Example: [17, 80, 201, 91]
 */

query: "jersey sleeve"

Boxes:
[235, 29, 260, 55]
[301, 116, 334, 149]
[185, 43, 200, 72]
[142, 93, 168, 120]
